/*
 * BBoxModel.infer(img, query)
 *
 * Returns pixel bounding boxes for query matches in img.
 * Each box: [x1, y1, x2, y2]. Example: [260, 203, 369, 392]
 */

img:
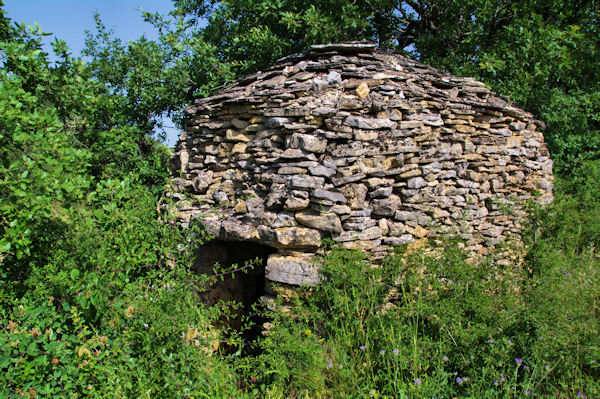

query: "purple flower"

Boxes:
[564, 272, 570, 277]
[523, 365, 528, 370]
[442, 355, 449, 361]
[524, 389, 531, 396]
[577, 392, 587, 398]
[508, 339, 513, 344]
[393, 349, 399, 355]
[143, 323, 149, 328]
[380, 349, 386, 355]
[515, 358, 523, 366]
[327, 361, 333, 368]
[494, 380, 499, 385]
[359, 345, 366, 350]
[456, 377, 464, 385]
[501, 375, 506, 381]
[414, 378, 422, 384]
[487, 338, 494, 343]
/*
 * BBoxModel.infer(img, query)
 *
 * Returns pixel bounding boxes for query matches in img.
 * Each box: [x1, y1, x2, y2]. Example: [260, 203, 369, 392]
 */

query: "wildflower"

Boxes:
[523, 365, 528, 370]
[78, 346, 91, 358]
[564, 272, 570, 277]
[456, 377, 464, 385]
[544, 365, 550, 370]
[507, 339, 513, 344]
[359, 345, 366, 350]
[443, 355, 449, 361]
[414, 378, 422, 384]
[487, 338, 494, 343]
[304, 329, 312, 336]
[515, 358, 523, 366]
[327, 361, 333, 368]
[380, 350, 386, 355]
[577, 392, 587, 398]
[494, 380, 499, 385]
[144, 323, 149, 328]
[500, 375, 506, 382]
[524, 389, 531, 396]
[470, 355, 474, 360]
[393, 349, 399, 355]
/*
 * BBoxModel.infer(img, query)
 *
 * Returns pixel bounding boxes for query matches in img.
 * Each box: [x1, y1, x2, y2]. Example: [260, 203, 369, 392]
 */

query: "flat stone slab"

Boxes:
[266, 253, 321, 285]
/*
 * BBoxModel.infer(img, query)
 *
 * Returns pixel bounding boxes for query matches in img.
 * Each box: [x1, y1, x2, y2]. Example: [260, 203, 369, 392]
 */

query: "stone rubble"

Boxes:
[167, 42, 553, 286]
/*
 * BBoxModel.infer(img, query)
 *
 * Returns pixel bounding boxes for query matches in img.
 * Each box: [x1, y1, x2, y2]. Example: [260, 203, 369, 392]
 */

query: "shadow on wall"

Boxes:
[192, 240, 276, 330]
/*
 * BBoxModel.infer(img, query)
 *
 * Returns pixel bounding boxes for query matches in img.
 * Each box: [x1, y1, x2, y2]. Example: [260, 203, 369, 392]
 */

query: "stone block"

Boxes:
[288, 175, 325, 190]
[266, 253, 321, 285]
[313, 189, 347, 203]
[274, 227, 322, 249]
[295, 210, 343, 233]
[341, 183, 368, 209]
[355, 82, 370, 98]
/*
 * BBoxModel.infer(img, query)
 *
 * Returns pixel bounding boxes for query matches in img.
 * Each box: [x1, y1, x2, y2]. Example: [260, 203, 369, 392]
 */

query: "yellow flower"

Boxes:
[184, 326, 199, 341]
[304, 329, 312, 336]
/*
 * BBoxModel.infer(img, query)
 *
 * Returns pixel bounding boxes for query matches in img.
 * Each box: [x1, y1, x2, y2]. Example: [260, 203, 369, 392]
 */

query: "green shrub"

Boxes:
[250, 232, 599, 398]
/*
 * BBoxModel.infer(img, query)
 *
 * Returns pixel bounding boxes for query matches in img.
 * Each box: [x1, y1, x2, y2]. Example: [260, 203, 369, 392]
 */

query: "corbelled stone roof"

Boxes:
[168, 43, 553, 286]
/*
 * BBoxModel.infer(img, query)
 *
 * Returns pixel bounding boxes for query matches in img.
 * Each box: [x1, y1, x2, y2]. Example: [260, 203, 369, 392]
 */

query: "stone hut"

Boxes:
[168, 43, 553, 293]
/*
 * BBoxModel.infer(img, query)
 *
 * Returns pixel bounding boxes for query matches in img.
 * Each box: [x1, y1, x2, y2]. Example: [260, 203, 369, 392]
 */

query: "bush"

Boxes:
[249, 232, 599, 398]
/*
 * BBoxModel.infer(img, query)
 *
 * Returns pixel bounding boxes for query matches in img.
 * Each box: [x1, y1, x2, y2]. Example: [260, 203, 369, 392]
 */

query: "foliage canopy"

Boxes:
[136, 0, 600, 174]
[0, 0, 599, 397]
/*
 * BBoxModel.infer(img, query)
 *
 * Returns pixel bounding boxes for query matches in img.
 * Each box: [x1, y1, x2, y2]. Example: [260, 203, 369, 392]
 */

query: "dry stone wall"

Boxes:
[168, 43, 553, 286]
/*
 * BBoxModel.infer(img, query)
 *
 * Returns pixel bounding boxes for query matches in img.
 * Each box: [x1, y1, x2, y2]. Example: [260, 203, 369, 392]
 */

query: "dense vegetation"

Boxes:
[1, 0, 598, 397]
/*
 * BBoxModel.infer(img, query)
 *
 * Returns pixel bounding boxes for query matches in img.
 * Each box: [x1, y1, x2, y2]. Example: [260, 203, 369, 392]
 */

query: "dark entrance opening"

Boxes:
[192, 240, 276, 345]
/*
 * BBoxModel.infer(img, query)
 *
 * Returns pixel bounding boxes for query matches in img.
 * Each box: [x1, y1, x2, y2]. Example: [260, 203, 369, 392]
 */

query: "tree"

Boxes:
[0, 12, 91, 296]
[0, 2, 170, 299]
[122, 0, 598, 175]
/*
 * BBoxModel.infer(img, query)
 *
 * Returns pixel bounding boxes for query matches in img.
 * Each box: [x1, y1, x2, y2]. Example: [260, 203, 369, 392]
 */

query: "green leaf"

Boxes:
[0, 355, 10, 368]
[70, 269, 80, 280]
[0, 239, 11, 253]
[26, 343, 38, 356]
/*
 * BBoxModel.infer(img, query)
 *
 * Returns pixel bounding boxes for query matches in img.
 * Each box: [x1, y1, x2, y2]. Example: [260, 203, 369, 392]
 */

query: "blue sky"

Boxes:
[3, 0, 182, 146]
